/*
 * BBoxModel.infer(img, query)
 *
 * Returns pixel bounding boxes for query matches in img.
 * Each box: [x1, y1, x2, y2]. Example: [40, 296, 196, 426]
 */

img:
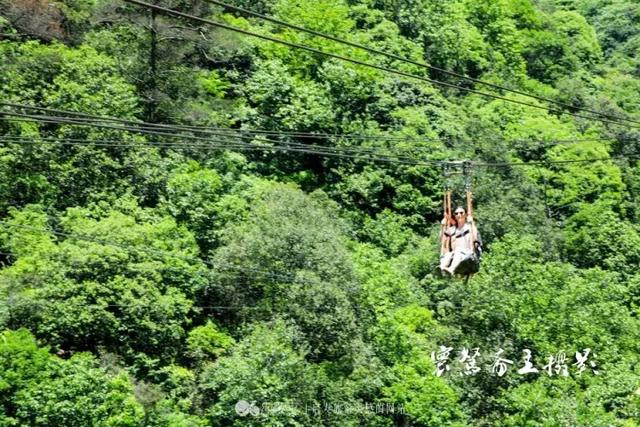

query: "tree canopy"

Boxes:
[1, 0, 640, 425]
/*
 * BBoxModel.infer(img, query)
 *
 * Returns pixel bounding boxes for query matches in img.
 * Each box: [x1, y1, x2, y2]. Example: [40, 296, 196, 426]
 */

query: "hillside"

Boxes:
[1, 0, 640, 425]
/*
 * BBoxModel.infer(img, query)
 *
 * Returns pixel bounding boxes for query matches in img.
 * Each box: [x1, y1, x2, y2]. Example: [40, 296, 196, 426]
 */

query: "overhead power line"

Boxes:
[0, 134, 422, 165]
[477, 154, 640, 167]
[121, 0, 640, 131]
[205, 0, 640, 128]
[0, 101, 447, 144]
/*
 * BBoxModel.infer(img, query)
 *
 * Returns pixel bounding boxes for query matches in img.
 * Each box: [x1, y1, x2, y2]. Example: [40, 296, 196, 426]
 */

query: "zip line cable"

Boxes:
[0, 101, 454, 143]
[0, 136, 446, 170]
[1, 101, 620, 147]
[1, 101, 462, 147]
[0, 112, 396, 157]
[204, 0, 640, 128]
[0, 133, 423, 160]
[3, 109, 638, 168]
[1, 110, 471, 165]
[0, 102, 632, 160]
[2, 133, 639, 169]
[0, 112, 439, 161]
[2, 111, 639, 168]
[0, 129, 443, 166]
[121, 0, 640, 131]
[476, 154, 640, 167]
[0, 134, 431, 164]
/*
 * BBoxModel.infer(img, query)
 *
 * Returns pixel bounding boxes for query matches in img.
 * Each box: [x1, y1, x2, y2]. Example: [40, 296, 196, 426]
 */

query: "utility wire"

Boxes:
[0, 133, 416, 159]
[3, 112, 638, 168]
[475, 155, 640, 167]
[0, 134, 436, 167]
[2, 101, 461, 149]
[205, 0, 640, 128]
[121, 0, 640, 131]
[3, 107, 638, 168]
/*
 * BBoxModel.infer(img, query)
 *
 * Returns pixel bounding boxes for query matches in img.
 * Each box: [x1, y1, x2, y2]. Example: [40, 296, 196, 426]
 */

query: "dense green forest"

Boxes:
[1, 0, 640, 425]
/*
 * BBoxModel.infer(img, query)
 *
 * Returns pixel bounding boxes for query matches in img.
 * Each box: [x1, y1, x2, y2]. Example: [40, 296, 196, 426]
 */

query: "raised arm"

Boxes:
[440, 217, 450, 256]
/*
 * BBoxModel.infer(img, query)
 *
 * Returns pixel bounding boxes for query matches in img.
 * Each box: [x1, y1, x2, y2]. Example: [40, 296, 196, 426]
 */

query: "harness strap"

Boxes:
[455, 229, 470, 238]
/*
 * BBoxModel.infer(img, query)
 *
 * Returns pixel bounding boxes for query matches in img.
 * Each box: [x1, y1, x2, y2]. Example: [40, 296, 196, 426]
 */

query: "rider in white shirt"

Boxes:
[440, 206, 480, 276]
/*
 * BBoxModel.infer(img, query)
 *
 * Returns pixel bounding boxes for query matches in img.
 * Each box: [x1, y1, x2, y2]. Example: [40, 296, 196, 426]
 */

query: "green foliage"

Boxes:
[564, 201, 640, 276]
[0, 329, 144, 426]
[210, 180, 355, 303]
[2, 0, 640, 425]
[199, 319, 319, 426]
[540, 142, 624, 214]
[146, 365, 208, 427]
[0, 203, 206, 364]
[186, 321, 235, 363]
[274, 0, 353, 36]
[260, 0, 361, 72]
[520, 10, 601, 83]
[198, 70, 230, 99]
[0, 40, 174, 211]
[0, 329, 53, 418]
[237, 59, 336, 131]
[0, 41, 138, 116]
[331, 164, 441, 229]
[496, 378, 620, 427]
[585, 1, 640, 56]
[281, 277, 359, 362]
[226, 0, 276, 14]
[160, 161, 224, 253]
[353, 243, 421, 319]
[372, 0, 489, 76]
[372, 305, 440, 364]
[552, 11, 602, 67]
[444, 233, 639, 355]
[382, 353, 466, 426]
[359, 209, 416, 256]
[14, 353, 144, 426]
[208, 181, 362, 361]
[200, 319, 392, 426]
